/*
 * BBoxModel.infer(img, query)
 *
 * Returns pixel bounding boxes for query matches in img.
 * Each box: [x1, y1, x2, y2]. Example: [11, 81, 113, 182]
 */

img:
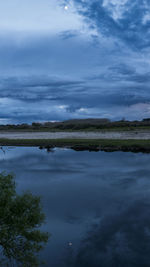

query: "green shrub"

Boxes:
[0, 173, 49, 266]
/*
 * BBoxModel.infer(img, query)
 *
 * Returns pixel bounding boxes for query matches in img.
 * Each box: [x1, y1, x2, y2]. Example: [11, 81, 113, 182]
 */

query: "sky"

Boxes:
[1, 0, 150, 123]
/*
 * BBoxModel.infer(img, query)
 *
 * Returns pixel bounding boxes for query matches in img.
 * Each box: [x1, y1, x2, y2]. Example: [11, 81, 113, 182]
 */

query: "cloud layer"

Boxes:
[0, 0, 150, 123]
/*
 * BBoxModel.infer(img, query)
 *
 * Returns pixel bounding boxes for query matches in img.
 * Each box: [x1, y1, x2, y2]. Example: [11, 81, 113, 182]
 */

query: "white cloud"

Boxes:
[142, 12, 150, 24]
[102, 0, 129, 20]
[58, 105, 68, 110]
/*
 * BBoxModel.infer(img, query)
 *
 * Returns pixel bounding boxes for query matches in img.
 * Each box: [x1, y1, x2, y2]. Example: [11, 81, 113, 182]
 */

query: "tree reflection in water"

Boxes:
[0, 173, 49, 267]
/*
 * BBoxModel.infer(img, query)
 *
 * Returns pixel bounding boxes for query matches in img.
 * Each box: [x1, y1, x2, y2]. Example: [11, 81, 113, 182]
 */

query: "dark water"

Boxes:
[0, 147, 150, 267]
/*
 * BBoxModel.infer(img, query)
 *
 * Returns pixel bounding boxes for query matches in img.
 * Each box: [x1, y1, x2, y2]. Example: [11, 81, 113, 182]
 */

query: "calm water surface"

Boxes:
[0, 147, 150, 267]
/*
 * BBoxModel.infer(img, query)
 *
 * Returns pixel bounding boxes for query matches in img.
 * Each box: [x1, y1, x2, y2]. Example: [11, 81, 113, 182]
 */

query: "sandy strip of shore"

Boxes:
[0, 131, 150, 140]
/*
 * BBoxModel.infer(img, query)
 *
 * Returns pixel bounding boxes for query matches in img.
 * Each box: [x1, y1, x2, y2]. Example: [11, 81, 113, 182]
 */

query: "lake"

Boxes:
[0, 147, 150, 267]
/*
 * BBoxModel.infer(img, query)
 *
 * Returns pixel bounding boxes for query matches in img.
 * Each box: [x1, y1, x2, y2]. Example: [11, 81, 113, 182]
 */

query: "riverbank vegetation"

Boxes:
[1, 118, 150, 132]
[0, 138, 150, 153]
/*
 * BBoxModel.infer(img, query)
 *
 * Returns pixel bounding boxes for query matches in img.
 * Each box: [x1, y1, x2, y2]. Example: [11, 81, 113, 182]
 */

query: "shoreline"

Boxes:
[0, 131, 150, 153]
[0, 137, 150, 153]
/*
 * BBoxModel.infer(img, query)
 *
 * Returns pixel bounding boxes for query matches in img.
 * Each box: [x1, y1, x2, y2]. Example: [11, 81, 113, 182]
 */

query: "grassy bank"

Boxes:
[1, 138, 150, 153]
[1, 126, 150, 132]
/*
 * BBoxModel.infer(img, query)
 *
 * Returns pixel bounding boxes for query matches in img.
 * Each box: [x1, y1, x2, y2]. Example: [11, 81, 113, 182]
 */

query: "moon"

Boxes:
[64, 5, 69, 10]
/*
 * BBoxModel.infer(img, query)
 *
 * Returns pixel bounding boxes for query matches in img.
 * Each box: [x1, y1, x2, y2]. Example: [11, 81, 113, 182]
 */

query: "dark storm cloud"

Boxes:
[72, 0, 150, 49]
[90, 64, 150, 84]
[1, 72, 150, 123]
[0, 76, 83, 101]
[1, 74, 150, 107]
[108, 64, 150, 83]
